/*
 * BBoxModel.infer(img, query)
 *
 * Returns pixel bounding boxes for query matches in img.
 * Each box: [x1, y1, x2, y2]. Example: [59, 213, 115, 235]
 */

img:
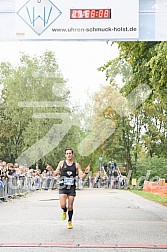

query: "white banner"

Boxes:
[155, 0, 167, 41]
[15, 0, 139, 40]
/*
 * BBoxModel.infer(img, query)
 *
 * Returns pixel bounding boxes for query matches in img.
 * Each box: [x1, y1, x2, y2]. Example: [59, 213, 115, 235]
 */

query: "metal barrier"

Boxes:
[0, 178, 7, 201]
[0, 177, 30, 201]
[0, 176, 59, 202]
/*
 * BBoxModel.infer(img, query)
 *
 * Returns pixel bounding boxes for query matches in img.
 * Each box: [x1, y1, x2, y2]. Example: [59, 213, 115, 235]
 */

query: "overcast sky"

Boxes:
[0, 41, 119, 107]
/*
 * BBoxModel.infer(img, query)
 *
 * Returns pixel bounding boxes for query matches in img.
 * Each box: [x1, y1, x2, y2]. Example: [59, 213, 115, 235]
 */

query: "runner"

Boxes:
[54, 148, 91, 229]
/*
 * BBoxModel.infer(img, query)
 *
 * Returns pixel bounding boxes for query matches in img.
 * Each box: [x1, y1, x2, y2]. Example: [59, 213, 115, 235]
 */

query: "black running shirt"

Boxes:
[59, 161, 77, 189]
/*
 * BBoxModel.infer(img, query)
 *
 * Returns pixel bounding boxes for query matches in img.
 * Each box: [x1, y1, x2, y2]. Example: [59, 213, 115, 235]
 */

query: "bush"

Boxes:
[133, 156, 167, 182]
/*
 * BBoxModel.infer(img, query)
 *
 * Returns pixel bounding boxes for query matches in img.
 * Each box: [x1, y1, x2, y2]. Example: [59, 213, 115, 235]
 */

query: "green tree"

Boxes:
[98, 41, 167, 176]
[0, 51, 84, 168]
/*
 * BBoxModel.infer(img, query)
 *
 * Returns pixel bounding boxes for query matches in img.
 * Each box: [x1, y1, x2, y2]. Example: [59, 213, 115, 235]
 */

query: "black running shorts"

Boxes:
[59, 186, 76, 197]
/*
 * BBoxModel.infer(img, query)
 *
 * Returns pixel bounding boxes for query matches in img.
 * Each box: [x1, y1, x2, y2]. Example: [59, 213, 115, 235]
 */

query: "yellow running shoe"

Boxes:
[61, 212, 66, 220]
[67, 221, 73, 229]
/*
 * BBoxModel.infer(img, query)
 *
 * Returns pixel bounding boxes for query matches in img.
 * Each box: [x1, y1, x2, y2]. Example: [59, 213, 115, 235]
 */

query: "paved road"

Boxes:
[0, 188, 167, 252]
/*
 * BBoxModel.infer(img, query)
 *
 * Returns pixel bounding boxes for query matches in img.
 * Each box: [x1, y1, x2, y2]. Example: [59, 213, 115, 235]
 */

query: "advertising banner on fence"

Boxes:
[15, 0, 139, 40]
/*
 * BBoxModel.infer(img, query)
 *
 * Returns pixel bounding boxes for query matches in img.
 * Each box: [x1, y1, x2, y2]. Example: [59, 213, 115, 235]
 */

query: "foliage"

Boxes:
[96, 41, 167, 174]
[1, 41, 167, 175]
[134, 156, 167, 182]
[0, 51, 85, 169]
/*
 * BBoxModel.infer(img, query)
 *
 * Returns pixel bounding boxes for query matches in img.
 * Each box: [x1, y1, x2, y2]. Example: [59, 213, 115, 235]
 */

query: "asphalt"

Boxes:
[0, 188, 167, 252]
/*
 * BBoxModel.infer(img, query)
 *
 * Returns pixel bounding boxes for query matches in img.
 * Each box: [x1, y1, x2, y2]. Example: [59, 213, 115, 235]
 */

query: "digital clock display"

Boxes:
[70, 9, 111, 19]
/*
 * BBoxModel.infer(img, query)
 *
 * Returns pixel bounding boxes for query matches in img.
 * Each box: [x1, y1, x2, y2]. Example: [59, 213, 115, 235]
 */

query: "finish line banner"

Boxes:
[15, 0, 139, 40]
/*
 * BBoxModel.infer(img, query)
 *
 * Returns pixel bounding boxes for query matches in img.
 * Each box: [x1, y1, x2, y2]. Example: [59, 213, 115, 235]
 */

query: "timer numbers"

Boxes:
[70, 9, 111, 19]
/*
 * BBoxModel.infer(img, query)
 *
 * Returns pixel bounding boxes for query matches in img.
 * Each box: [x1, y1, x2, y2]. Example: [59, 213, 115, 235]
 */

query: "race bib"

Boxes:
[64, 177, 74, 186]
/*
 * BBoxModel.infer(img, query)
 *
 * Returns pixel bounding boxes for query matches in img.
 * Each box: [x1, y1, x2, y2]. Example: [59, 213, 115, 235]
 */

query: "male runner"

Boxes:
[54, 148, 90, 229]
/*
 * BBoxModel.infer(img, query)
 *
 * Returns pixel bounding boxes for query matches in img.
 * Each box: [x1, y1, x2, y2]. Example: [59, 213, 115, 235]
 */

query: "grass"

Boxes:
[129, 189, 167, 206]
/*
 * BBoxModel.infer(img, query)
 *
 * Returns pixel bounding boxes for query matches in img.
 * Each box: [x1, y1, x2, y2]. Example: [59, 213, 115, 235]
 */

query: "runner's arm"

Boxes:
[54, 161, 63, 176]
[77, 163, 91, 179]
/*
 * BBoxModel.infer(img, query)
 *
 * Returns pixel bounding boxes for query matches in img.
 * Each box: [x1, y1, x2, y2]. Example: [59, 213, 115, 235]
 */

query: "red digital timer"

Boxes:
[70, 9, 111, 19]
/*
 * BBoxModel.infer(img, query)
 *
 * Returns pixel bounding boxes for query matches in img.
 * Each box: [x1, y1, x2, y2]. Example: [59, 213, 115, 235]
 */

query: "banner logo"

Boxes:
[17, 0, 62, 35]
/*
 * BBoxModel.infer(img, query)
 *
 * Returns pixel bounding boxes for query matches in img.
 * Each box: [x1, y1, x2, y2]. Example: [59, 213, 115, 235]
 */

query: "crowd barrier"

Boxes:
[0, 176, 58, 202]
[0, 176, 89, 201]
[0, 175, 126, 202]
[143, 180, 167, 196]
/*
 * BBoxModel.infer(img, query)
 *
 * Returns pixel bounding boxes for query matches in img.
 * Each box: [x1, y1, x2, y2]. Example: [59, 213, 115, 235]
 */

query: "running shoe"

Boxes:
[61, 211, 66, 220]
[67, 221, 73, 229]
